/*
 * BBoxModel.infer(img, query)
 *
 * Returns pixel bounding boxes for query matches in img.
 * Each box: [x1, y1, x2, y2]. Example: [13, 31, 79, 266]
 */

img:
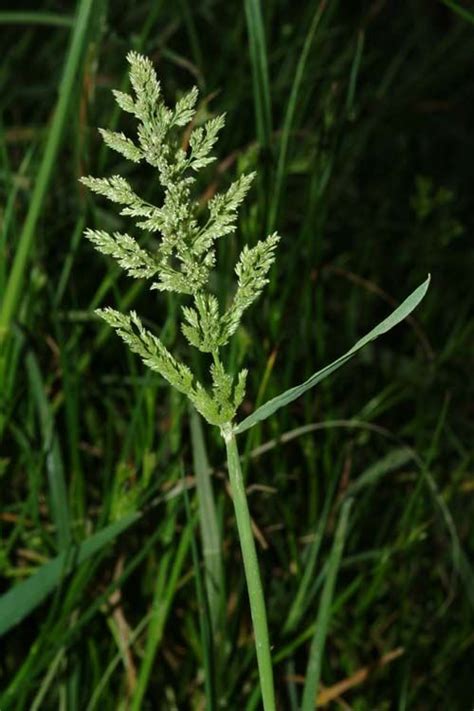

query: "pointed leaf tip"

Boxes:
[235, 275, 430, 434]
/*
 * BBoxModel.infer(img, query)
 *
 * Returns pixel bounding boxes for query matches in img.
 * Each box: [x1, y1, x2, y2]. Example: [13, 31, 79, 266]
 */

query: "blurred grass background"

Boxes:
[0, 1, 473, 709]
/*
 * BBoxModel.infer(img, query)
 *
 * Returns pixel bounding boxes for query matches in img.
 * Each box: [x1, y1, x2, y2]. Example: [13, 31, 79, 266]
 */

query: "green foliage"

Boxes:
[2, 5, 473, 709]
[81, 51, 279, 427]
[235, 275, 430, 434]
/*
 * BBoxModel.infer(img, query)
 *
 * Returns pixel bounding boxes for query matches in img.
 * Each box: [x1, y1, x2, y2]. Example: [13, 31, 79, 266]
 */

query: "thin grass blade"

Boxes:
[26, 351, 71, 551]
[0, 513, 139, 637]
[301, 497, 353, 711]
[183, 470, 216, 710]
[346, 447, 414, 497]
[244, 0, 272, 149]
[235, 276, 430, 434]
[268, 1, 327, 230]
[441, 0, 474, 25]
[345, 30, 365, 115]
[0, 0, 96, 348]
[190, 407, 224, 641]
[283, 467, 340, 635]
[0, 11, 74, 27]
[130, 517, 192, 710]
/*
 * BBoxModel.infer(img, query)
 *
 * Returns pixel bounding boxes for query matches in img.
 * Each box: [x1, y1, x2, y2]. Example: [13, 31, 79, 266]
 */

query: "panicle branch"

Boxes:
[81, 52, 280, 426]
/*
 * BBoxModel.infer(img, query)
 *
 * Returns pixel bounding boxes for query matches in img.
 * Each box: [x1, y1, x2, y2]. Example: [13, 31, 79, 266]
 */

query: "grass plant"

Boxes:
[1, 3, 473, 709]
[80, 52, 428, 709]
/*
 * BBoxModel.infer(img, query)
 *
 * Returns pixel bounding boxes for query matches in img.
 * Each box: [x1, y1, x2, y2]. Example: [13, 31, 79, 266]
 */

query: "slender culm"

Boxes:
[224, 429, 276, 710]
[82, 51, 429, 710]
[82, 51, 279, 709]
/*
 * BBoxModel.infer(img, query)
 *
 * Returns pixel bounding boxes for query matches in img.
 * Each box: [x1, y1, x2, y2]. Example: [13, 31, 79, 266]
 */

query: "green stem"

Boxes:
[130, 519, 192, 711]
[223, 428, 276, 711]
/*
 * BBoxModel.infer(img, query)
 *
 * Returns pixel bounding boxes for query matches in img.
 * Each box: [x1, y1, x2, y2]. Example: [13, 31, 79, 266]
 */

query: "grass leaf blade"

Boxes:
[244, 0, 272, 149]
[301, 498, 353, 711]
[441, 0, 474, 25]
[0, 513, 139, 637]
[0, 0, 96, 347]
[235, 276, 430, 434]
[190, 407, 224, 641]
[26, 350, 71, 551]
[268, 1, 327, 230]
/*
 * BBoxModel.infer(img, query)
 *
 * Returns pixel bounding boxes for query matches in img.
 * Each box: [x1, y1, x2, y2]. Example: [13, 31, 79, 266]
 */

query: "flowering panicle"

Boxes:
[81, 51, 279, 427]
